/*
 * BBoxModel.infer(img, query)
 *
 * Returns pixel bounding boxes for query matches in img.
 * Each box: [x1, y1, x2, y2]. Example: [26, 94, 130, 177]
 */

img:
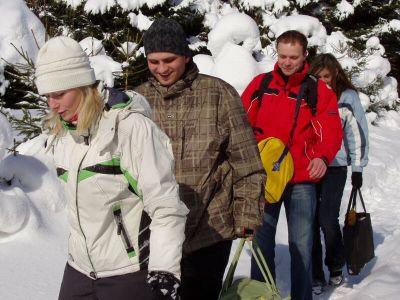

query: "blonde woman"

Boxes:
[35, 36, 188, 300]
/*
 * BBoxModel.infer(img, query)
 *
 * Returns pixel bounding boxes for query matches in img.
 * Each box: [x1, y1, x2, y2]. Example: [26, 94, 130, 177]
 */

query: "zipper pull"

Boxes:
[116, 215, 123, 235]
[113, 208, 123, 235]
[90, 271, 97, 280]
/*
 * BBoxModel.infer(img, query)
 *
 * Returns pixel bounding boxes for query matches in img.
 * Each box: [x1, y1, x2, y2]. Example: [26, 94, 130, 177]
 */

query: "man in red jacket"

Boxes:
[241, 30, 342, 300]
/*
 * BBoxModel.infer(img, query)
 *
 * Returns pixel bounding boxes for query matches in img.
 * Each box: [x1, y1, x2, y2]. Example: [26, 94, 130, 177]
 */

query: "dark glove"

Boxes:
[235, 227, 255, 238]
[351, 172, 363, 188]
[147, 271, 180, 300]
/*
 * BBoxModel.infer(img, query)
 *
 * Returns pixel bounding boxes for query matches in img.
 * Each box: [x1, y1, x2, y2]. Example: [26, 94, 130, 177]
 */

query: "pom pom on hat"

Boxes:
[35, 36, 96, 95]
[143, 18, 191, 57]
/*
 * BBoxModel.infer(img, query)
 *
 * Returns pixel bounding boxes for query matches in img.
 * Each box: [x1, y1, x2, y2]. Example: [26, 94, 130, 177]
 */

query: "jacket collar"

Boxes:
[273, 62, 309, 89]
[148, 60, 199, 99]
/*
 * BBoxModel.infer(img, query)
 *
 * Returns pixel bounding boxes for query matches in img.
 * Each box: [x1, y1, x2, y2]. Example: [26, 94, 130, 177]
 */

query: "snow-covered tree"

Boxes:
[1, 0, 399, 142]
[234, 0, 400, 111]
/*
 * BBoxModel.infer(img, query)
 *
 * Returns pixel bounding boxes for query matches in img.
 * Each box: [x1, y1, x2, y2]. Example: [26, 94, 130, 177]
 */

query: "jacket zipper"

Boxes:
[75, 206, 98, 279]
[75, 144, 97, 280]
[113, 206, 136, 258]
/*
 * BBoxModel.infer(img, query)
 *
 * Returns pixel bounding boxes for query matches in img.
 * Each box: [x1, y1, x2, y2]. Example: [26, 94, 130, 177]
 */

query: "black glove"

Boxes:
[235, 226, 255, 238]
[147, 271, 180, 300]
[351, 172, 363, 188]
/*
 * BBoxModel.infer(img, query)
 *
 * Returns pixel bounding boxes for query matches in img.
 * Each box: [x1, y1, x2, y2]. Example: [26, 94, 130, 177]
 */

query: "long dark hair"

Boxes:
[309, 53, 356, 99]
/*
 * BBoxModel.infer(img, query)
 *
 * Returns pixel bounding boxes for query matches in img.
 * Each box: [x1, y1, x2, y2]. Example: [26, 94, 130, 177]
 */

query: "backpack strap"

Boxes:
[252, 72, 317, 135]
[248, 72, 273, 135]
[305, 74, 318, 116]
[287, 80, 307, 147]
[256, 72, 317, 115]
[273, 81, 307, 171]
[256, 71, 273, 109]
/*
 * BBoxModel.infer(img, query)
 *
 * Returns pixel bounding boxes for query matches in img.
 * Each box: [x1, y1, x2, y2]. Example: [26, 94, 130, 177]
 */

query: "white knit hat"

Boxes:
[35, 36, 96, 95]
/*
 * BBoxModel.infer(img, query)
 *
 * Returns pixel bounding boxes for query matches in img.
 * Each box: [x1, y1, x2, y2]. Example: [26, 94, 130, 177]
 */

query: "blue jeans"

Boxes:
[313, 167, 347, 280]
[251, 182, 316, 300]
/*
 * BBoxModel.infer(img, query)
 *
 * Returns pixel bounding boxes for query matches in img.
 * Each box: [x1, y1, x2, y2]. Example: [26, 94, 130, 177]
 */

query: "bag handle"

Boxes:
[346, 187, 367, 215]
[220, 238, 279, 294]
[250, 239, 280, 293]
[220, 239, 245, 294]
[357, 188, 367, 213]
[345, 187, 356, 215]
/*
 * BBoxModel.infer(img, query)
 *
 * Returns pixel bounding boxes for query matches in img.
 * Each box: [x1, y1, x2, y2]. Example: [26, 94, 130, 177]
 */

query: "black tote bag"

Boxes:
[343, 187, 375, 275]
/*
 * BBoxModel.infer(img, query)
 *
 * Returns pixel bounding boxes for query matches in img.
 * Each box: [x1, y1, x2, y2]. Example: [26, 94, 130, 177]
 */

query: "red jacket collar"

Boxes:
[273, 62, 309, 89]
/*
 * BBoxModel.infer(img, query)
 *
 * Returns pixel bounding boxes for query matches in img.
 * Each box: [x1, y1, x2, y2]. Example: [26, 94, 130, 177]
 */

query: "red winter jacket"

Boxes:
[241, 63, 343, 183]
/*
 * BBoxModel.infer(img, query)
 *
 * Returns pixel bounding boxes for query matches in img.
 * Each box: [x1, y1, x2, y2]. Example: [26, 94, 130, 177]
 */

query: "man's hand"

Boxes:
[307, 157, 327, 179]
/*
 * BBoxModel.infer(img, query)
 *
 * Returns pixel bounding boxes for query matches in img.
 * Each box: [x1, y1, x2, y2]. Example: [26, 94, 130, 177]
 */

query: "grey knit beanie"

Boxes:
[143, 18, 191, 57]
[35, 36, 96, 95]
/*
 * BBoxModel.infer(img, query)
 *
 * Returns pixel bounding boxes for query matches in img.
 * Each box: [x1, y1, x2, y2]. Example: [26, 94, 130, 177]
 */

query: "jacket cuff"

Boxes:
[320, 155, 329, 167]
[352, 165, 363, 172]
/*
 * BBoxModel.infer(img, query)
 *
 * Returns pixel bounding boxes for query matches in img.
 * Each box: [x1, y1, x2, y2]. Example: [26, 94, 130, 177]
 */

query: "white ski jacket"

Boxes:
[46, 88, 188, 280]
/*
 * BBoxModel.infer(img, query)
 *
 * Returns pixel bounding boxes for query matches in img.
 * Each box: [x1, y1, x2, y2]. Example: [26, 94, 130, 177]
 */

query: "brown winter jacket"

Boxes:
[135, 62, 265, 255]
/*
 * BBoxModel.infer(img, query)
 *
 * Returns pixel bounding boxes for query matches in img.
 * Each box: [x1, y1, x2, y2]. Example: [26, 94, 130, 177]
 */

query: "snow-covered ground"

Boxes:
[1, 1, 400, 299]
[1, 112, 400, 299]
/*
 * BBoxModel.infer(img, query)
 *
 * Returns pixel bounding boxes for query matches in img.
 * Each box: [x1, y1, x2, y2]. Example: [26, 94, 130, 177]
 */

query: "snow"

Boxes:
[388, 19, 400, 31]
[84, 0, 115, 14]
[79, 37, 124, 87]
[335, 0, 354, 21]
[1, 1, 400, 299]
[80, 37, 107, 56]
[207, 13, 261, 57]
[0, 0, 45, 64]
[208, 42, 262, 95]
[269, 15, 328, 49]
[0, 113, 13, 159]
[324, 31, 352, 55]
[128, 11, 153, 31]
[62, 0, 84, 9]
[242, 0, 291, 15]
[65, 0, 167, 13]
[0, 64, 8, 96]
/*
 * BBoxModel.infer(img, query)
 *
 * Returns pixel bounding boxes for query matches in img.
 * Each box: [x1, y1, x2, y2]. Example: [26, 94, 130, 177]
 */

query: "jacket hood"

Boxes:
[122, 90, 152, 119]
[97, 81, 152, 119]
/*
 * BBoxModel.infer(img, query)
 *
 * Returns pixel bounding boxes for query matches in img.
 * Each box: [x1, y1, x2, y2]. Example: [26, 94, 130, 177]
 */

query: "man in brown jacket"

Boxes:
[135, 18, 265, 300]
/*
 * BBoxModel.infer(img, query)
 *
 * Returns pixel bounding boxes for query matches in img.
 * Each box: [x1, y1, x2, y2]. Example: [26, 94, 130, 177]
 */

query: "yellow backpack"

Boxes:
[258, 137, 294, 204]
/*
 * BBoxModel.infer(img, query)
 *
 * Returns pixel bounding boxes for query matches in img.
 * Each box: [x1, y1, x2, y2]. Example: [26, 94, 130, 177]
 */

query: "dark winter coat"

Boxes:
[136, 62, 265, 254]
